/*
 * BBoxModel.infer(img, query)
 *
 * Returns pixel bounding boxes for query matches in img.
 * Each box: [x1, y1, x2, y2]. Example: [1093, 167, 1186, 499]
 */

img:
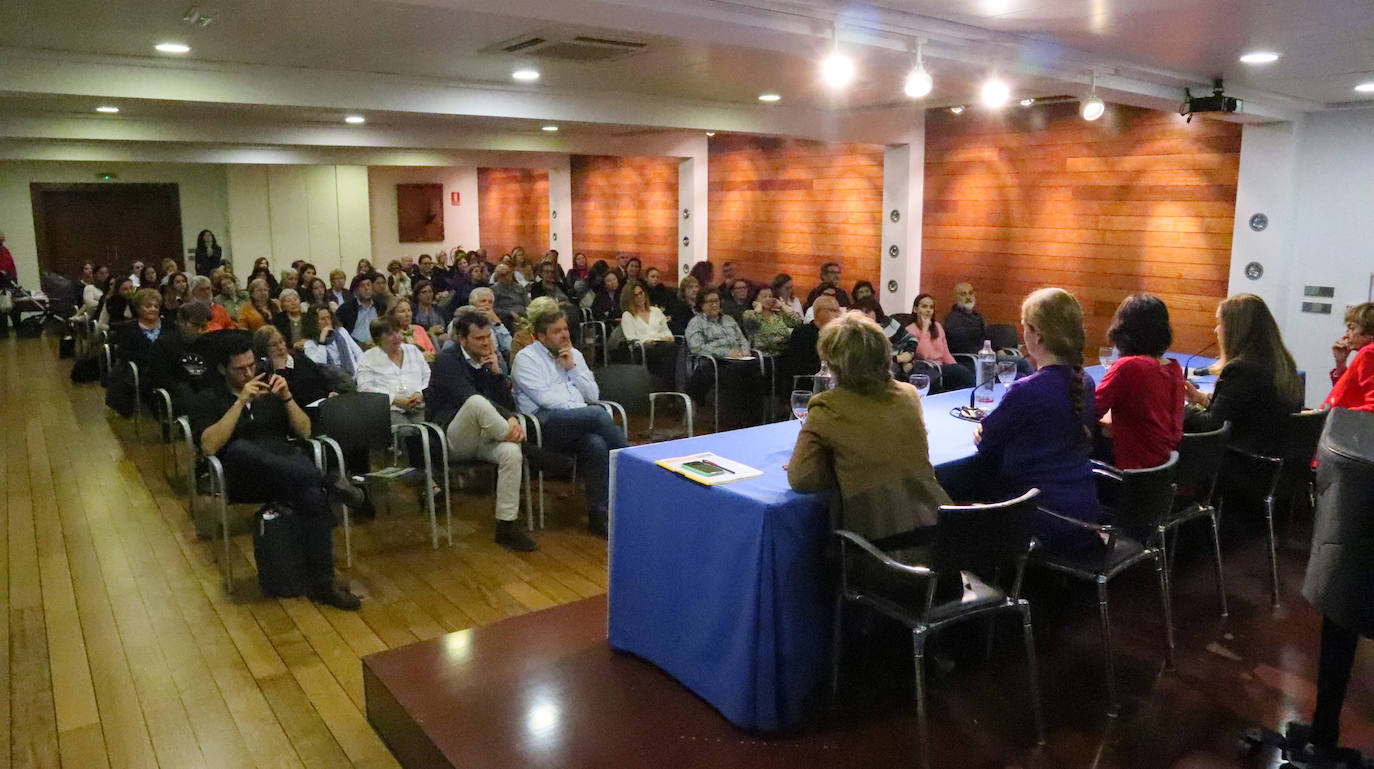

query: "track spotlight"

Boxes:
[949, 105, 965, 115]
[1080, 73, 1105, 121]
[904, 40, 932, 99]
[821, 52, 854, 87]
[981, 78, 1009, 108]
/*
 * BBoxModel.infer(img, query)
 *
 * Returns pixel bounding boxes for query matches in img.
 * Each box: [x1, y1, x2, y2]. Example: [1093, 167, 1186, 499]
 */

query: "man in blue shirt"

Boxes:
[336, 273, 385, 347]
[513, 310, 626, 537]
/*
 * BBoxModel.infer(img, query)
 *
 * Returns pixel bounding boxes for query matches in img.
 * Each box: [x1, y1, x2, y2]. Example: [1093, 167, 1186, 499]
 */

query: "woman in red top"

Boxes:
[1325, 302, 1374, 411]
[1094, 293, 1184, 469]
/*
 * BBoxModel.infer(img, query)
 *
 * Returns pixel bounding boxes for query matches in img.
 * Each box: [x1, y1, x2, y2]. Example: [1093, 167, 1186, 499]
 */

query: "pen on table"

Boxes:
[703, 460, 735, 474]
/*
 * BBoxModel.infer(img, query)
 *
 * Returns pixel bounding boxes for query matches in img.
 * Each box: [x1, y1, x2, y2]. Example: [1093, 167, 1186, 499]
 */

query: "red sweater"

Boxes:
[1095, 355, 1185, 469]
[1325, 342, 1374, 412]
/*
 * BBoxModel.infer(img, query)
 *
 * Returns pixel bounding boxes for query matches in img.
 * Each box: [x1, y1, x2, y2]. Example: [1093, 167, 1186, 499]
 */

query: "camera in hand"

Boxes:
[255, 356, 274, 377]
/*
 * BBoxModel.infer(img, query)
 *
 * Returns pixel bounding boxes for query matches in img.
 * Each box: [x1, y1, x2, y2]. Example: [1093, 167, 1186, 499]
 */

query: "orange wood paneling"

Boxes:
[921, 102, 1240, 354]
[477, 168, 549, 257]
[708, 134, 884, 292]
[570, 155, 678, 275]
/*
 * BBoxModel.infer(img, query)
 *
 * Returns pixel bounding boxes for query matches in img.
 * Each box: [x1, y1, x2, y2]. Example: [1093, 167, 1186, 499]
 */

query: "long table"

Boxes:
[606, 355, 1217, 731]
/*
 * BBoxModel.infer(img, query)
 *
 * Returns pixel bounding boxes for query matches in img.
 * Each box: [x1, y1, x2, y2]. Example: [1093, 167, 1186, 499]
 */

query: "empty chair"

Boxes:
[987, 323, 1020, 354]
[593, 363, 693, 441]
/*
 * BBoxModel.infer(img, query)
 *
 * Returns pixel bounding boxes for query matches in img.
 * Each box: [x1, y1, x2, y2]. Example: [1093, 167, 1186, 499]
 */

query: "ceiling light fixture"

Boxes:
[1019, 98, 1035, 107]
[820, 25, 854, 88]
[512, 69, 540, 81]
[1355, 82, 1374, 93]
[705, 131, 716, 137]
[758, 93, 781, 102]
[154, 42, 191, 54]
[1238, 51, 1280, 65]
[904, 39, 933, 99]
[981, 78, 1010, 108]
[950, 105, 965, 115]
[541, 125, 559, 132]
[344, 115, 365, 124]
[95, 106, 120, 113]
[1080, 72, 1105, 121]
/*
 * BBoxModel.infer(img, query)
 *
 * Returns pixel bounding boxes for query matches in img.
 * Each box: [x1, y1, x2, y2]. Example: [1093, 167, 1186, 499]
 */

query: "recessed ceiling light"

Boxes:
[821, 53, 854, 88]
[949, 105, 965, 115]
[705, 131, 715, 137]
[95, 106, 120, 113]
[344, 115, 365, 124]
[758, 93, 781, 102]
[1355, 82, 1374, 93]
[154, 42, 191, 54]
[541, 125, 559, 132]
[512, 69, 540, 81]
[981, 78, 1010, 108]
[1239, 51, 1280, 64]
[1019, 98, 1035, 107]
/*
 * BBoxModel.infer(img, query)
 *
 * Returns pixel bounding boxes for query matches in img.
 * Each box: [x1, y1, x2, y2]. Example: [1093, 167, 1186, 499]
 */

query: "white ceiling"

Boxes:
[0, 0, 1369, 151]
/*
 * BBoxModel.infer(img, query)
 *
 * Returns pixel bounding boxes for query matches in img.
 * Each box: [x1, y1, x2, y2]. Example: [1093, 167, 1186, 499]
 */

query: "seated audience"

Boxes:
[667, 276, 700, 337]
[326, 269, 349, 309]
[98, 277, 138, 330]
[297, 262, 317, 288]
[721, 278, 753, 327]
[82, 265, 110, 316]
[589, 271, 622, 324]
[113, 288, 170, 393]
[238, 278, 276, 332]
[161, 272, 189, 318]
[530, 260, 576, 322]
[491, 263, 531, 325]
[278, 269, 299, 297]
[389, 297, 435, 359]
[620, 279, 678, 388]
[803, 286, 840, 322]
[773, 273, 804, 319]
[447, 261, 489, 310]
[140, 264, 160, 290]
[902, 293, 975, 391]
[302, 305, 363, 380]
[742, 284, 800, 356]
[386, 259, 412, 299]
[512, 309, 627, 537]
[943, 281, 987, 356]
[248, 265, 278, 298]
[1093, 293, 1184, 469]
[1325, 302, 1374, 411]
[412, 253, 446, 294]
[302, 277, 330, 312]
[686, 260, 715, 291]
[1184, 293, 1303, 452]
[428, 309, 535, 552]
[782, 294, 842, 388]
[505, 296, 557, 362]
[805, 262, 850, 309]
[356, 316, 436, 475]
[252, 325, 340, 408]
[464, 287, 512, 357]
[354, 258, 374, 279]
[411, 279, 447, 337]
[189, 336, 361, 610]
[148, 301, 236, 414]
[685, 286, 763, 427]
[128, 260, 145, 286]
[214, 273, 246, 319]
[336, 274, 387, 347]
[565, 252, 590, 298]
[975, 288, 1101, 553]
[789, 311, 952, 539]
[270, 288, 308, 347]
[370, 271, 393, 308]
[644, 266, 674, 310]
[189, 276, 236, 331]
[624, 257, 642, 286]
[851, 280, 876, 306]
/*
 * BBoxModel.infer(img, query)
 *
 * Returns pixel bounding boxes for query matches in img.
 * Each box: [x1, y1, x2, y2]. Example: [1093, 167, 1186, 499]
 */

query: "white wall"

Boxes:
[367, 166, 478, 269]
[0, 161, 228, 283]
[225, 164, 370, 278]
[1230, 108, 1374, 406]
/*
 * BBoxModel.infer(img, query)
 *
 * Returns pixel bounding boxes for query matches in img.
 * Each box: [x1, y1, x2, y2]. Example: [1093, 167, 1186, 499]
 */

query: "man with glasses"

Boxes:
[805, 262, 849, 310]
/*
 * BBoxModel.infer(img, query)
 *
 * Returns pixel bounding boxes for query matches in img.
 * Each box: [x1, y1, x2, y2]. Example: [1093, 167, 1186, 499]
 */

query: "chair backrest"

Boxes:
[908, 359, 942, 390]
[987, 323, 1019, 352]
[594, 364, 653, 415]
[317, 391, 393, 452]
[1110, 451, 1179, 539]
[1175, 421, 1231, 497]
[1280, 410, 1328, 469]
[932, 489, 1038, 581]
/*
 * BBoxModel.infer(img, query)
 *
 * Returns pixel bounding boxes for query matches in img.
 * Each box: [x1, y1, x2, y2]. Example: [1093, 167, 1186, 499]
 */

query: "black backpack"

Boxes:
[252, 503, 307, 598]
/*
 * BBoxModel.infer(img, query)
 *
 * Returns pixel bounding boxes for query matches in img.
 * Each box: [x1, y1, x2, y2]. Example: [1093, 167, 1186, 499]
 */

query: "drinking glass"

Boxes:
[996, 360, 1016, 387]
[908, 373, 931, 398]
[790, 390, 813, 423]
[1098, 346, 1117, 368]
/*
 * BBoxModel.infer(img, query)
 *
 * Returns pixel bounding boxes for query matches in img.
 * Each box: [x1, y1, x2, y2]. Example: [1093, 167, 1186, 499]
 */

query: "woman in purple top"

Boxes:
[975, 288, 1101, 552]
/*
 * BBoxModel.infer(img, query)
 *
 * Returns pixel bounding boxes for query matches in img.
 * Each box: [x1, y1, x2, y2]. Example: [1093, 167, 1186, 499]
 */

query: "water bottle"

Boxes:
[975, 340, 997, 406]
[814, 361, 836, 393]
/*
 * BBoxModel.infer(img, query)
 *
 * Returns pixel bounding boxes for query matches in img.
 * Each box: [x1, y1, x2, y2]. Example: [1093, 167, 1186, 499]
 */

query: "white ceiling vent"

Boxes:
[488, 31, 651, 63]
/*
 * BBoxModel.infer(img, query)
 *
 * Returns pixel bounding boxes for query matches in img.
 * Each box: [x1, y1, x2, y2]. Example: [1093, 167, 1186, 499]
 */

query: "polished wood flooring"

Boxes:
[0, 334, 610, 769]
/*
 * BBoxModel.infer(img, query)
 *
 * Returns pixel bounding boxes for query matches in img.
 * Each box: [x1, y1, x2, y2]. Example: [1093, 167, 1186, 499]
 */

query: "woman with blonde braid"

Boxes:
[975, 287, 1101, 552]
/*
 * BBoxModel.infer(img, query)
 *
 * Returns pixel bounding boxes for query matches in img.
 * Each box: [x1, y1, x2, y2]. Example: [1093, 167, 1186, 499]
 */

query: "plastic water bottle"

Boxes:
[815, 361, 836, 393]
[975, 340, 997, 406]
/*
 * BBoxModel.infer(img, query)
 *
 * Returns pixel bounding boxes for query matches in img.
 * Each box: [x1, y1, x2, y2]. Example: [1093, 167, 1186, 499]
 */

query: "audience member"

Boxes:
[270, 288, 308, 347]
[721, 278, 753, 327]
[943, 281, 987, 356]
[411, 279, 446, 336]
[902, 293, 975, 391]
[624, 257, 642, 286]
[491, 263, 531, 324]
[589, 271, 622, 324]
[298, 262, 317, 287]
[805, 262, 849, 309]
[140, 264, 160, 290]
[506, 296, 557, 362]
[789, 310, 952, 538]
[250, 259, 279, 295]
[512, 309, 627, 537]
[193, 229, 223, 276]
[370, 271, 393, 307]
[356, 316, 436, 476]
[803, 286, 839, 322]
[128, 260, 145, 286]
[644, 266, 673, 309]
[742, 284, 800, 356]
[620, 279, 678, 387]
[685, 286, 763, 427]
[215, 273, 246, 319]
[354, 258, 374, 278]
[667, 276, 700, 337]
[113, 288, 169, 394]
[336, 274, 386, 347]
[1094, 294, 1184, 469]
[147, 301, 227, 413]
[851, 280, 876, 306]
[278, 269, 299, 297]
[566, 252, 590, 298]
[773, 273, 804, 319]
[252, 325, 340, 407]
[82, 265, 110, 316]
[238, 278, 275, 331]
[460, 287, 512, 357]
[326, 269, 349, 309]
[975, 288, 1100, 553]
[428, 309, 535, 551]
[686, 261, 715, 291]
[302, 305, 363, 379]
[189, 335, 361, 610]
[189, 276, 236, 331]
[610, 252, 631, 283]
[303, 277, 329, 312]
[782, 294, 841, 387]
[389, 297, 435, 359]
[98, 276, 137, 330]
[161, 272, 190, 318]
[159, 257, 179, 286]
[387, 259, 412, 299]
[1325, 302, 1374, 411]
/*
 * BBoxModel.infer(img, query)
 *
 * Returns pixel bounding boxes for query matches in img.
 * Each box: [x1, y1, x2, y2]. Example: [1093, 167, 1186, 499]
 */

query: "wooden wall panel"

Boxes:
[921, 102, 1240, 355]
[476, 168, 548, 257]
[708, 135, 884, 292]
[570, 155, 678, 274]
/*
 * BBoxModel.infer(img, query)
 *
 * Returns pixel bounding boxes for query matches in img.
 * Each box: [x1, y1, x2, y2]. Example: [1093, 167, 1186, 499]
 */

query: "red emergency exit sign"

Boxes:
[450, 191, 461, 205]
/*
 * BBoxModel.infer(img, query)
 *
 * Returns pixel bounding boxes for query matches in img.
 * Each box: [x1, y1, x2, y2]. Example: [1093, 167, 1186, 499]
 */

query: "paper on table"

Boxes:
[655, 452, 764, 486]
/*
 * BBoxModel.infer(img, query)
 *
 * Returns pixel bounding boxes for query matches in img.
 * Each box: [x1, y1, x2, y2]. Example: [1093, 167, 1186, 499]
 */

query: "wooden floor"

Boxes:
[0, 333, 610, 769]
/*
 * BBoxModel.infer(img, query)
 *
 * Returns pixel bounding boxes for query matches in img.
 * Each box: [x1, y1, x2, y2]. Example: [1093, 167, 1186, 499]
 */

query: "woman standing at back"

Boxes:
[1184, 293, 1303, 452]
[976, 288, 1100, 552]
[1094, 294, 1184, 469]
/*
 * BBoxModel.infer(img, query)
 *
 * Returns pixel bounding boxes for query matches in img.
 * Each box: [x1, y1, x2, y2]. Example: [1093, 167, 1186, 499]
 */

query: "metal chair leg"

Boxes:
[1097, 578, 1119, 716]
[912, 630, 931, 769]
[1021, 603, 1047, 746]
[829, 591, 844, 710]
[1155, 548, 1177, 671]
[1264, 494, 1281, 608]
[1208, 511, 1229, 617]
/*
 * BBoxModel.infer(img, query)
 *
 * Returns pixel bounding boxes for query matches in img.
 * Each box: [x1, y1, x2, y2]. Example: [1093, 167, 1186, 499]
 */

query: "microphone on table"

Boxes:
[1182, 340, 1218, 380]
[969, 376, 996, 409]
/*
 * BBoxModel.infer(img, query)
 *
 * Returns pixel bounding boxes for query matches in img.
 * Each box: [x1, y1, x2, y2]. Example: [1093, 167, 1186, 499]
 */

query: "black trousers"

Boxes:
[1310, 616, 1364, 748]
[220, 439, 337, 591]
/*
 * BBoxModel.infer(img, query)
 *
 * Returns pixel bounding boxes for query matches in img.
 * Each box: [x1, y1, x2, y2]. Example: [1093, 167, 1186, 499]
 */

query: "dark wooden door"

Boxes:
[30, 183, 183, 280]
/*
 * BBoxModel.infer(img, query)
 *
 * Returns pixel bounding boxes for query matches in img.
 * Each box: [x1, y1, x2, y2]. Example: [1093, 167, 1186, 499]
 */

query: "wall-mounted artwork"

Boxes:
[397, 183, 444, 242]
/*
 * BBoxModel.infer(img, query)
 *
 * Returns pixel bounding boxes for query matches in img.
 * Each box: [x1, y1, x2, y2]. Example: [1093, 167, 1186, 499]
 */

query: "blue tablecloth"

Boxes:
[607, 353, 1219, 731]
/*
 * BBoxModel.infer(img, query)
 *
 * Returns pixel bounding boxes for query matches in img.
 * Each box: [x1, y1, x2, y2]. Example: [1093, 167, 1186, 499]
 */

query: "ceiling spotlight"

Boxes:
[344, 115, 365, 124]
[949, 105, 965, 115]
[1356, 82, 1374, 93]
[154, 42, 191, 54]
[904, 40, 933, 99]
[981, 78, 1010, 108]
[821, 52, 854, 88]
[1019, 98, 1035, 107]
[758, 93, 781, 102]
[1239, 51, 1280, 65]
[541, 125, 559, 132]
[1080, 72, 1105, 121]
[705, 131, 715, 137]
[95, 106, 120, 113]
[512, 69, 540, 81]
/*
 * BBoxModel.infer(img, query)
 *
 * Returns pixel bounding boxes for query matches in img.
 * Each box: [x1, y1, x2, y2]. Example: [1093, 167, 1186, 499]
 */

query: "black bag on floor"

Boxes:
[58, 335, 76, 359]
[70, 355, 100, 383]
[252, 503, 307, 598]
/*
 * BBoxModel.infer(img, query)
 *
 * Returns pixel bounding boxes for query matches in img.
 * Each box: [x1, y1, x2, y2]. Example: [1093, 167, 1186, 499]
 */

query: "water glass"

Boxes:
[1098, 346, 1117, 368]
[908, 373, 931, 397]
[996, 360, 1016, 387]
[790, 390, 812, 423]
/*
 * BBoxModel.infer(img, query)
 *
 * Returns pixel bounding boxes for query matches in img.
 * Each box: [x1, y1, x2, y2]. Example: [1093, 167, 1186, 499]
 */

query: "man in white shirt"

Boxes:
[512, 310, 626, 537]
